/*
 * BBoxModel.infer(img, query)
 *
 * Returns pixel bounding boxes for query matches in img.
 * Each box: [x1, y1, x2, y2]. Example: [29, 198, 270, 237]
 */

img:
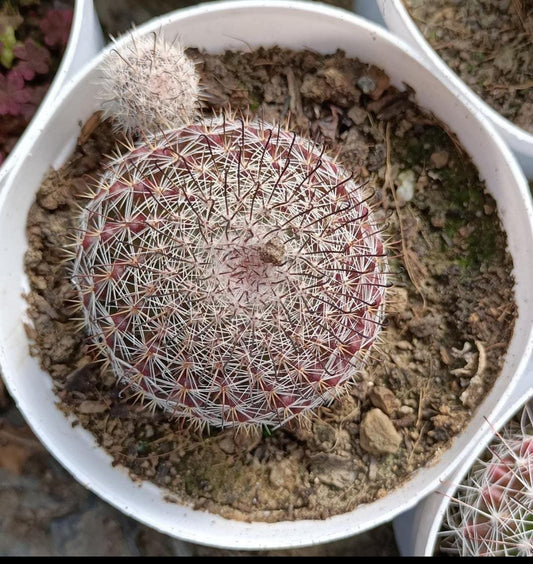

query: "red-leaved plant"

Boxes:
[0, 1, 73, 165]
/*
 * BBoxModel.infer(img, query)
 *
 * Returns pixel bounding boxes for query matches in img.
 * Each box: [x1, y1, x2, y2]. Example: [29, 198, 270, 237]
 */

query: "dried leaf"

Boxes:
[78, 111, 102, 145]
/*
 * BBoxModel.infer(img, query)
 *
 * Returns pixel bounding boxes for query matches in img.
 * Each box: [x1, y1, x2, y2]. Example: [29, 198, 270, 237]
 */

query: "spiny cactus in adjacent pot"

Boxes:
[71, 115, 389, 430]
[439, 401, 533, 556]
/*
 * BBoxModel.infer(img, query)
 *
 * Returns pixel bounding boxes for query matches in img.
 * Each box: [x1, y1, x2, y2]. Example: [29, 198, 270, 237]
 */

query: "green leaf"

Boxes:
[0, 26, 18, 69]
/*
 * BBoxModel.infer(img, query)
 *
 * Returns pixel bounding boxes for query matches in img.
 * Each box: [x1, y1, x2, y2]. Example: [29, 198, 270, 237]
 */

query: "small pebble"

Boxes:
[430, 150, 449, 169]
[396, 170, 416, 203]
[369, 386, 401, 416]
[357, 75, 376, 94]
[360, 409, 402, 455]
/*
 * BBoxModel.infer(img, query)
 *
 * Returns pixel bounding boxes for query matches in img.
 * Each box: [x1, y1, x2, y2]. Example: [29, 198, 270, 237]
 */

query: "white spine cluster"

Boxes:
[72, 117, 388, 430]
[98, 33, 199, 134]
[440, 401, 533, 556]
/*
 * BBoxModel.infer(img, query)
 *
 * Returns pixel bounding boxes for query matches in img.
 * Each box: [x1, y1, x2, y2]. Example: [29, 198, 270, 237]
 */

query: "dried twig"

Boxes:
[384, 122, 427, 308]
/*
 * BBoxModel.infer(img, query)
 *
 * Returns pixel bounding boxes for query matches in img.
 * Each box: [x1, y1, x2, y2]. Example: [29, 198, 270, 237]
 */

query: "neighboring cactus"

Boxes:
[440, 401, 533, 556]
[71, 116, 389, 430]
[98, 33, 200, 134]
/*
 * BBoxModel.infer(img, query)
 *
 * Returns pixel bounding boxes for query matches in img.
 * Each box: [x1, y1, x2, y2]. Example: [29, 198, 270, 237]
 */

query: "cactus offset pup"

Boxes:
[98, 33, 200, 134]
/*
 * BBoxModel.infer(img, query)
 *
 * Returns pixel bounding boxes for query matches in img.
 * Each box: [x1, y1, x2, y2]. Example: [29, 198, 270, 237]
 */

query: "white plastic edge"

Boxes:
[0, 0, 105, 190]
[394, 361, 533, 556]
[377, 0, 533, 178]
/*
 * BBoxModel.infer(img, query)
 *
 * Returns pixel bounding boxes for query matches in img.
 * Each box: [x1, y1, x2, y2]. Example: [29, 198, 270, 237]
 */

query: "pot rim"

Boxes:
[397, 377, 533, 556]
[378, 0, 533, 167]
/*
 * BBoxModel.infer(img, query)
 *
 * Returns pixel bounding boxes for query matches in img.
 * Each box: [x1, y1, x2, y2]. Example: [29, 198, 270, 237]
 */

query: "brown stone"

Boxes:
[269, 458, 297, 489]
[430, 150, 449, 169]
[78, 400, 110, 414]
[369, 386, 401, 416]
[347, 104, 368, 125]
[357, 66, 390, 100]
[312, 454, 356, 489]
[360, 409, 402, 455]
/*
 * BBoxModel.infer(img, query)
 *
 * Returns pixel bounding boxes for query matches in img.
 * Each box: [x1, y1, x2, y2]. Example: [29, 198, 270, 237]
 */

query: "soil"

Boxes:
[0, 0, 73, 165]
[403, 0, 533, 133]
[23, 47, 517, 523]
[0, 396, 397, 556]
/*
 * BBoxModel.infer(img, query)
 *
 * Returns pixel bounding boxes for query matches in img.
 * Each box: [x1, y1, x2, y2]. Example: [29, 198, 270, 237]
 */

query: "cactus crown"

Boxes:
[98, 33, 200, 134]
[72, 116, 388, 429]
[440, 401, 533, 556]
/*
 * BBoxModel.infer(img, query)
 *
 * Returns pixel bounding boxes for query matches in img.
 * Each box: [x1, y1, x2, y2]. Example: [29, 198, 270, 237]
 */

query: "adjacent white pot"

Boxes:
[377, 0, 533, 178]
[0, 0, 532, 551]
[352, 0, 386, 26]
[394, 364, 533, 556]
[0, 0, 104, 191]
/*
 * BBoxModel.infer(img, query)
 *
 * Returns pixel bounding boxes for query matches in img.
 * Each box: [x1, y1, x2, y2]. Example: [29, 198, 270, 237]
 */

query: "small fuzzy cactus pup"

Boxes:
[98, 33, 200, 134]
[72, 34, 389, 430]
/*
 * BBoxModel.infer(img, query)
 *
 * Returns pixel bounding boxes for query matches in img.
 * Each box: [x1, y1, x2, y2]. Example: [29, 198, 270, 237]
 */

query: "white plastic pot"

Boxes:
[394, 363, 533, 556]
[0, 0, 532, 551]
[377, 0, 533, 179]
[0, 0, 104, 191]
[352, 0, 386, 27]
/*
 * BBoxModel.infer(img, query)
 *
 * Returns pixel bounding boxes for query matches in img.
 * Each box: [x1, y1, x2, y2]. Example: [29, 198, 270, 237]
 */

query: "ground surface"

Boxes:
[0, 392, 396, 556]
[404, 0, 533, 133]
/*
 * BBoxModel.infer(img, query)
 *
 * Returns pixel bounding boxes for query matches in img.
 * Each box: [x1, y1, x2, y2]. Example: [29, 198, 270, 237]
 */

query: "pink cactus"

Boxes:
[441, 401, 533, 556]
[72, 116, 388, 429]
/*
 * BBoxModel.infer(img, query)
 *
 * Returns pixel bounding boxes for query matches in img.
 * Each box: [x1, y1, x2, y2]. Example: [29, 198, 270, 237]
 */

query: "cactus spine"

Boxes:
[98, 33, 200, 134]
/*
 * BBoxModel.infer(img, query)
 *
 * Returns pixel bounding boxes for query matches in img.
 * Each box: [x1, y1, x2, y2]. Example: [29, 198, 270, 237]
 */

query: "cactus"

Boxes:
[440, 401, 533, 556]
[98, 33, 200, 134]
[71, 116, 388, 430]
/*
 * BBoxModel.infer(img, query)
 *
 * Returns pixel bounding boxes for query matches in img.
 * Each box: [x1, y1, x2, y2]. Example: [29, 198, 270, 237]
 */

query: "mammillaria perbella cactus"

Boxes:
[98, 33, 200, 134]
[71, 116, 389, 429]
[440, 401, 533, 556]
